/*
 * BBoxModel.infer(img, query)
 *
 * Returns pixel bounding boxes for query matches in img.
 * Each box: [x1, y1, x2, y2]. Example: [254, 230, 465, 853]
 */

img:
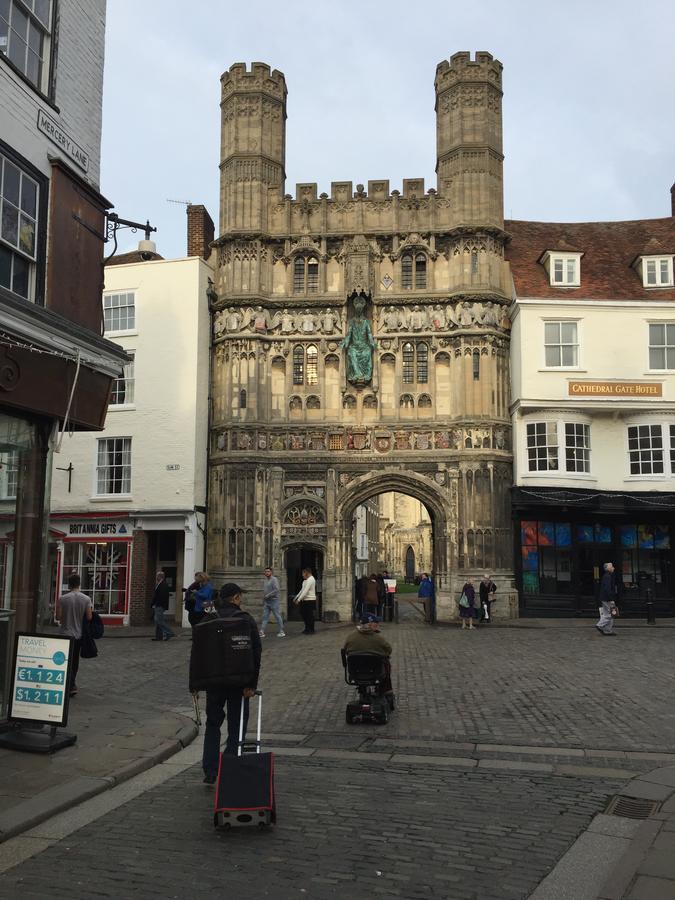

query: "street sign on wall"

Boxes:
[8, 633, 73, 727]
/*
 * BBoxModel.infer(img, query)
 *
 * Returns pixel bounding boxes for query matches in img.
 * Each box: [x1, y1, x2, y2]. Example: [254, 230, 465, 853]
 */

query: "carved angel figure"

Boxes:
[213, 310, 226, 336]
[320, 307, 342, 334]
[252, 306, 269, 332]
[409, 305, 427, 331]
[446, 304, 460, 328]
[271, 308, 296, 334]
[430, 305, 445, 330]
[299, 309, 316, 334]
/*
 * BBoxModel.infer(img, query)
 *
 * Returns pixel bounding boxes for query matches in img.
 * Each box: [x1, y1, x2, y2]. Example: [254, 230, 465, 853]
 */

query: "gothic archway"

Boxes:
[405, 545, 415, 581]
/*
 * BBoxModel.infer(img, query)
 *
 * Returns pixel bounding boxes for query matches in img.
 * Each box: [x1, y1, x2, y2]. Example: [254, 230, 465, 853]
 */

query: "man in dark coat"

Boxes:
[151, 570, 174, 641]
[201, 583, 262, 784]
[595, 562, 618, 636]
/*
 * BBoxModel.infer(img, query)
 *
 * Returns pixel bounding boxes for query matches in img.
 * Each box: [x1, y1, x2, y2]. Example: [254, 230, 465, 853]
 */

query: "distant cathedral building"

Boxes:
[207, 52, 513, 622]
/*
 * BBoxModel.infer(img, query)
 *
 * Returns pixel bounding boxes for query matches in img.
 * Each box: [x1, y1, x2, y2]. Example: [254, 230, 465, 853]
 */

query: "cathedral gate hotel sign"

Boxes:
[568, 381, 663, 397]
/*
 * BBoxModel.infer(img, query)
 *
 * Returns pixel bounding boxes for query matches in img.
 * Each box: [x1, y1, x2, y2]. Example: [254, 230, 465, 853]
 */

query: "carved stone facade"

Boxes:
[207, 53, 514, 621]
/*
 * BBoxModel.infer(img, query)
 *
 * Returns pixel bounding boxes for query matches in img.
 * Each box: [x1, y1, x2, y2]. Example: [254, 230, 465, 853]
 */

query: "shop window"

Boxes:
[109, 353, 135, 406]
[526, 422, 558, 471]
[627, 424, 663, 475]
[96, 437, 131, 495]
[544, 321, 578, 367]
[520, 520, 573, 595]
[620, 523, 671, 599]
[293, 255, 319, 294]
[565, 423, 590, 473]
[103, 292, 135, 333]
[0, 149, 40, 300]
[648, 323, 675, 370]
[63, 541, 129, 615]
[0, 1, 55, 94]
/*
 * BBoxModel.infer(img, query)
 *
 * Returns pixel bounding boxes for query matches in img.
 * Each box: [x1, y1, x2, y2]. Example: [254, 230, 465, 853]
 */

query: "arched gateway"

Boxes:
[206, 54, 515, 621]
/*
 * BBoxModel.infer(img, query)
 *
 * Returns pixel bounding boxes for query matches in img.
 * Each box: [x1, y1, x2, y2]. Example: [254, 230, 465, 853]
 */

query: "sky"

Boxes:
[101, 0, 675, 261]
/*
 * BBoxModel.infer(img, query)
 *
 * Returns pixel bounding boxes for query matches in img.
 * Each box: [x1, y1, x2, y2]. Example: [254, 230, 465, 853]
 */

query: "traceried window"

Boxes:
[565, 423, 590, 473]
[306, 344, 318, 385]
[293, 255, 319, 294]
[239, 389, 246, 409]
[96, 437, 131, 495]
[472, 349, 480, 381]
[103, 293, 135, 333]
[0, 150, 39, 300]
[109, 354, 135, 406]
[643, 257, 674, 288]
[0, 1, 55, 94]
[544, 321, 578, 367]
[403, 342, 427, 384]
[526, 422, 558, 472]
[401, 252, 427, 289]
[627, 424, 664, 475]
[292, 346, 304, 385]
[649, 323, 675, 370]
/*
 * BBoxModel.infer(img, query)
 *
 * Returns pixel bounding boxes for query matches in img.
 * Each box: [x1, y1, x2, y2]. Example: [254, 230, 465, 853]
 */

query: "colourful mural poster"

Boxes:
[620, 525, 637, 548]
[638, 524, 655, 550]
[594, 524, 612, 544]
[538, 522, 555, 546]
[654, 525, 670, 550]
[555, 523, 572, 547]
[521, 521, 537, 546]
[577, 525, 594, 543]
[522, 572, 539, 593]
[522, 547, 538, 571]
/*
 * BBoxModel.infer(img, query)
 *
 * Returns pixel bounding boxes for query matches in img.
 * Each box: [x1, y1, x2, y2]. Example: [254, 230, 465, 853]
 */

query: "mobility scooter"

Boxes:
[341, 650, 395, 725]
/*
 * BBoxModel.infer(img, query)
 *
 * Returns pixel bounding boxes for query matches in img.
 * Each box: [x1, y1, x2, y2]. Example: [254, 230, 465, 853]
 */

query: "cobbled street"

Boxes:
[1, 619, 674, 899]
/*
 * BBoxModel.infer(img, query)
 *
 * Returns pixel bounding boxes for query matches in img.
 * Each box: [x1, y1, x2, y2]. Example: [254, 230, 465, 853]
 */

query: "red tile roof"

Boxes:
[105, 250, 164, 267]
[505, 217, 675, 301]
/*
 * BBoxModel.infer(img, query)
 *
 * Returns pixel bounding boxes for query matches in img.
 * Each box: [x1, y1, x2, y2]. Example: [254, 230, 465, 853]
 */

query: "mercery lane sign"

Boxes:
[568, 381, 663, 397]
[36, 109, 89, 173]
[9, 633, 73, 726]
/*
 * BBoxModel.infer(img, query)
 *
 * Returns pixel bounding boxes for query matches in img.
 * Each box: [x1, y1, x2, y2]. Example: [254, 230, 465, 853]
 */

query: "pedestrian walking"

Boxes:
[260, 566, 285, 638]
[293, 567, 317, 634]
[59, 573, 93, 696]
[183, 572, 202, 627]
[458, 579, 477, 630]
[418, 572, 434, 623]
[595, 562, 618, 636]
[364, 573, 379, 615]
[151, 570, 175, 641]
[479, 574, 497, 624]
[191, 572, 215, 624]
[201, 584, 262, 784]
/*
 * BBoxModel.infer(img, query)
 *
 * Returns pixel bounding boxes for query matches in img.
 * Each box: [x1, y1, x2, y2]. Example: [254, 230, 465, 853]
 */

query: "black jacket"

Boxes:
[152, 579, 170, 610]
[217, 601, 263, 689]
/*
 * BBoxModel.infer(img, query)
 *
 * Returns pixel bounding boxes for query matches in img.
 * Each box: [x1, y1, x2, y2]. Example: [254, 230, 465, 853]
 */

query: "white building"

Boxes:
[49, 209, 215, 626]
[1, 0, 126, 644]
[508, 207, 675, 617]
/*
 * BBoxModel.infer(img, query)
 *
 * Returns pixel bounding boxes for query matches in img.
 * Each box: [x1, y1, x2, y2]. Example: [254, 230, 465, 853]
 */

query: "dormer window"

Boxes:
[540, 251, 582, 287]
[643, 256, 673, 288]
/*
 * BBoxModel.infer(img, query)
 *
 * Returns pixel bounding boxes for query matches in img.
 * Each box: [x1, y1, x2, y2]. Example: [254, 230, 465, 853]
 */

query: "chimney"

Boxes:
[187, 204, 215, 260]
[671, 183, 675, 217]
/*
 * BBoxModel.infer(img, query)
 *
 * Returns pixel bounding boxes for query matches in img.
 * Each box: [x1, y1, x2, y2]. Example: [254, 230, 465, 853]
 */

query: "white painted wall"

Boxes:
[0, 0, 106, 187]
[51, 256, 212, 514]
[511, 299, 675, 492]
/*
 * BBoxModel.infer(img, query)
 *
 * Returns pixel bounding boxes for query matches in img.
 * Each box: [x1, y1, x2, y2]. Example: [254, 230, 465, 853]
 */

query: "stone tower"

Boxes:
[208, 54, 514, 623]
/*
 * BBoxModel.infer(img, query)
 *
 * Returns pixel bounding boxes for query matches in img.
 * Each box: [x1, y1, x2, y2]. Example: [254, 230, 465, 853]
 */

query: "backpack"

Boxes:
[90, 611, 105, 640]
[189, 611, 256, 691]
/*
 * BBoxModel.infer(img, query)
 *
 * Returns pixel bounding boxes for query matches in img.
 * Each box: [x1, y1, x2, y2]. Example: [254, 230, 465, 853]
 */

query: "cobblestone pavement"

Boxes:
[0, 619, 674, 899]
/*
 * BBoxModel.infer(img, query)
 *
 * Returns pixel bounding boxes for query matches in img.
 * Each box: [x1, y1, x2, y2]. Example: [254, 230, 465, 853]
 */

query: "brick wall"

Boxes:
[129, 529, 152, 625]
[187, 205, 215, 259]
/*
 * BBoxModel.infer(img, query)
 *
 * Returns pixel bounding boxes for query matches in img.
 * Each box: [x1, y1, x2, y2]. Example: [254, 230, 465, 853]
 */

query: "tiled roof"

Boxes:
[505, 217, 675, 301]
[104, 250, 164, 267]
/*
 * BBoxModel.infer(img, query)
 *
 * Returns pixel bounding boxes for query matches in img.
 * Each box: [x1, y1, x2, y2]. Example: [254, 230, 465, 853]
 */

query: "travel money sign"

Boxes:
[9, 633, 74, 727]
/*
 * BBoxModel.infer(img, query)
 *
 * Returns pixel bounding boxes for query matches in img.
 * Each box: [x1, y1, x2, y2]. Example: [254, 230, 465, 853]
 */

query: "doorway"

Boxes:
[405, 546, 415, 582]
[285, 545, 323, 620]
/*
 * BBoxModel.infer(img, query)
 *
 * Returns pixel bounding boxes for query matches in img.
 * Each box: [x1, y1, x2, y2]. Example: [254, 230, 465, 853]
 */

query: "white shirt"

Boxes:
[295, 575, 316, 603]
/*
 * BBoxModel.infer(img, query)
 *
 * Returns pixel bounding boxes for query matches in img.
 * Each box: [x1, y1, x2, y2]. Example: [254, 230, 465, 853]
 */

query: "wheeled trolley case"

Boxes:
[213, 690, 276, 829]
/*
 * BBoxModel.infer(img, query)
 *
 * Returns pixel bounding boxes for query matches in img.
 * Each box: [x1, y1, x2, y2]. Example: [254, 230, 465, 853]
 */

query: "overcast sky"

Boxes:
[101, 0, 675, 260]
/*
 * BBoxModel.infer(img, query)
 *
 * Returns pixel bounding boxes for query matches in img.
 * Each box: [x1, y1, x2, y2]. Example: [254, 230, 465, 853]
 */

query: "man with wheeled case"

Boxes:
[190, 583, 262, 784]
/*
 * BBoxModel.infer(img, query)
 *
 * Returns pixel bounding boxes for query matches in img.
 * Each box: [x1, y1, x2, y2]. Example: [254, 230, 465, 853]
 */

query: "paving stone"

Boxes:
[555, 764, 636, 779]
[478, 758, 554, 774]
[627, 874, 675, 900]
[640, 766, 675, 788]
[622, 781, 675, 802]
[637, 848, 675, 880]
[390, 753, 477, 768]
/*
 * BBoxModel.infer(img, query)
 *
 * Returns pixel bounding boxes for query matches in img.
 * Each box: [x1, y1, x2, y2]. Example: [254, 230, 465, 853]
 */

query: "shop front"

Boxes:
[512, 487, 675, 617]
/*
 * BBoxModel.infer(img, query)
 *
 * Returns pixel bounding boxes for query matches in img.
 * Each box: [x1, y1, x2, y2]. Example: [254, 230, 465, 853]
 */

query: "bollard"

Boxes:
[646, 587, 656, 625]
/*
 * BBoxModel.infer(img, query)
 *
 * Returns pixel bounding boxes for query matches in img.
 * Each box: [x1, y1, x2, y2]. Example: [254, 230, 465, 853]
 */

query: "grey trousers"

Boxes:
[596, 601, 615, 634]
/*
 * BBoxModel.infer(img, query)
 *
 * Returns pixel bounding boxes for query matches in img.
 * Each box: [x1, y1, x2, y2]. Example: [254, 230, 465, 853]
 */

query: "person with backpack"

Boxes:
[191, 572, 215, 626]
[59, 573, 93, 697]
[198, 583, 262, 784]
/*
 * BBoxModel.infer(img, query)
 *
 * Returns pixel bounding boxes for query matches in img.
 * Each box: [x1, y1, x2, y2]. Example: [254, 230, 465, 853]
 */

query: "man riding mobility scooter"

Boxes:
[341, 613, 395, 725]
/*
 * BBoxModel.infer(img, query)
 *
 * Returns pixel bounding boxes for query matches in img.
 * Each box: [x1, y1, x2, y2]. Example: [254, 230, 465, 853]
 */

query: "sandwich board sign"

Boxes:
[0, 632, 76, 753]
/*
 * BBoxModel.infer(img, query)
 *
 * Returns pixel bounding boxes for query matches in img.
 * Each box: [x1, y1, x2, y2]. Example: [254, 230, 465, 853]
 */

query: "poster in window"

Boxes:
[620, 525, 637, 549]
[537, 522, 555, 546]
[521, 547, 538, 571]
[654, 525, 670, 550]
[594, 524, 612, 544]
[638, 524, 655, 550]
[555, 523, 572, 547]
[577, 524, 593, 543]
[522, 571, 539, 593]
[520, 521, 537, 546]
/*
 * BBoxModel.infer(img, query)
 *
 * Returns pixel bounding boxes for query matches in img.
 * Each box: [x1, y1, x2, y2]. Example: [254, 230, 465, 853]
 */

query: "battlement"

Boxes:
[435, 50, 502, 92]
[221, 62, 287, 100]
[287, 178, 429, 204]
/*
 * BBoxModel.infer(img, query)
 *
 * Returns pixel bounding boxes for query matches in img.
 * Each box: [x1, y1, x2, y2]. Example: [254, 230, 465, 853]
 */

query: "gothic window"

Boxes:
[343, 395, 356, 410]
[289, 396, 302, 411]
[471, 251, 479, 275]
[284, 503, 325, 525]
[363, 395, 377, 409]
[473, 349, 480, 381]
[401, 252, 427, 290]
[293, 255, 319, 294]
[239, 389, 247, 409]
[403, 342, 428, 384]
[306, 344, 318, 385]
[400, 394, 415, 408]
[228, 529, 236, 566]
[306, 395, 321, 410]
[293, 346, 304, 384]
[418, 394, 432, 408]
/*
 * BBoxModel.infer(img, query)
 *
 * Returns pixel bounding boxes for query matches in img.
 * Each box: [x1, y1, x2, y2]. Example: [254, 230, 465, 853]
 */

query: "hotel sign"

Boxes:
[568, 381, 662, 397]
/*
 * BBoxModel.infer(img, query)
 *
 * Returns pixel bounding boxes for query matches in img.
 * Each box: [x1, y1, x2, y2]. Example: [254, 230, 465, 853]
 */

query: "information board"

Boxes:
[8, 633, 73, 727]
